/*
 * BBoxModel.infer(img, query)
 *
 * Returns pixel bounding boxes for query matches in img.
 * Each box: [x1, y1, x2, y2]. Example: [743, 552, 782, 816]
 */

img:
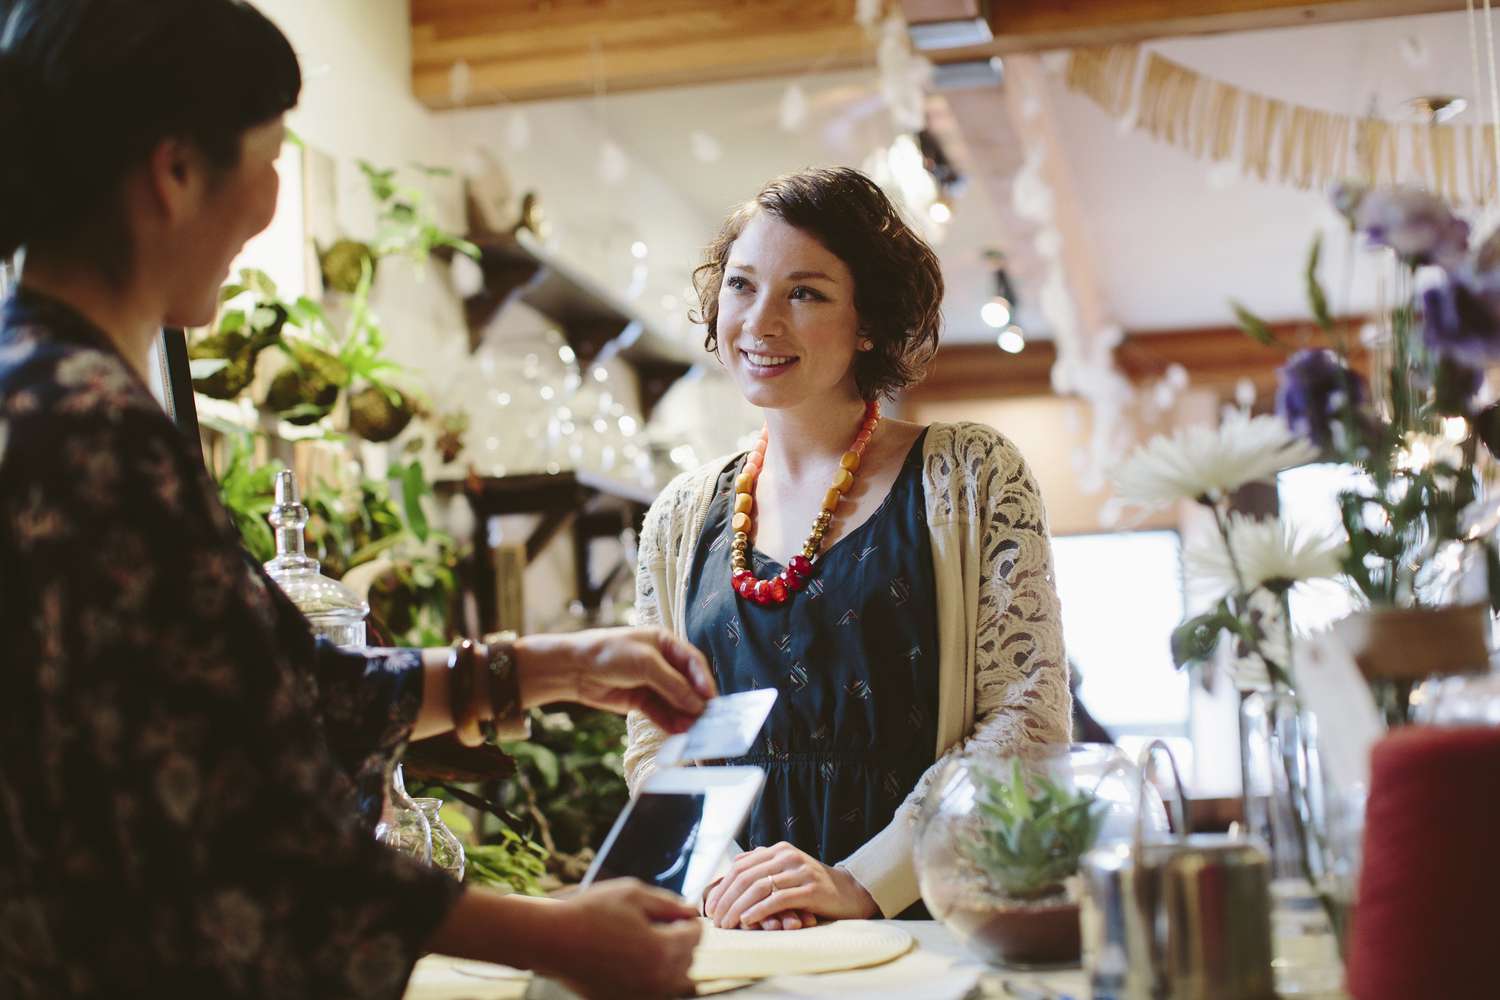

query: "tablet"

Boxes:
[580, 766, 765, 902]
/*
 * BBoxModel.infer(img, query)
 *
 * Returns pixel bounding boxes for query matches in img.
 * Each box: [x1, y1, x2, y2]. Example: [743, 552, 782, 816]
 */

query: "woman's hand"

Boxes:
[540, 880, 703, 998]
[703, 842, 878, 929]
[515, 627, 716, 734]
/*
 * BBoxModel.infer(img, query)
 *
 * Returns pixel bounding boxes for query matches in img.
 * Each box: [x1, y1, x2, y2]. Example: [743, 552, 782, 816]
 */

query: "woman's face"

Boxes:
[162, 118, 285, 328]
[715, 210, 865, 411]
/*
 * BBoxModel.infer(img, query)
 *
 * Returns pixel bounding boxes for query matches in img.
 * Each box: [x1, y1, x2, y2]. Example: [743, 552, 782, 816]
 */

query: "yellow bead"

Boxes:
[840, 450, 861, 472]
[833, 468, 854, 493]
[735, 472, 754, 493]
[822, 488, 842, 512]
[732, 511, 751, 533]
[734, 493, 754, 515]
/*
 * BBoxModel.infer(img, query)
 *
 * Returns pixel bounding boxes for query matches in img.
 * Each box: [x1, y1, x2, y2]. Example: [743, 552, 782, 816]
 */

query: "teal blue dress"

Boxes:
[685, 431, 939, 918]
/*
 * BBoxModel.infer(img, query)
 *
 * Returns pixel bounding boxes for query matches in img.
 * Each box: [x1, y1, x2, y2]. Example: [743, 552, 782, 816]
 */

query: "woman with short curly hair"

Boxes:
[625, 167, 1072, 930]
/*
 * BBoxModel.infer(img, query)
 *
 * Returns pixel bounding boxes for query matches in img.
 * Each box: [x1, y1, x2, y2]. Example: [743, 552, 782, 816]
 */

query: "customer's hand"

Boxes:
[515, 627, 716, 733]
[704, 843, 878, 929]
[539, 879, 702, 998]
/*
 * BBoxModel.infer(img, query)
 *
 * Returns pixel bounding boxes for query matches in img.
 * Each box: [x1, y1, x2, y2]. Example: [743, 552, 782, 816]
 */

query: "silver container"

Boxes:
[1080, 742, 1275, 1000]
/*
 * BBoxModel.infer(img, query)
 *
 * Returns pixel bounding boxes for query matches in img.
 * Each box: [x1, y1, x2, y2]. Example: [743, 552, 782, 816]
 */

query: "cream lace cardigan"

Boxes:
[624, 421, 1071, 917]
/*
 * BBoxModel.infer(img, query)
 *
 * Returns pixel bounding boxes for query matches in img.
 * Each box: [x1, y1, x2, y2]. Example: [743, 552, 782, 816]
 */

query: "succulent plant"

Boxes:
[964, 758, 1109, 900]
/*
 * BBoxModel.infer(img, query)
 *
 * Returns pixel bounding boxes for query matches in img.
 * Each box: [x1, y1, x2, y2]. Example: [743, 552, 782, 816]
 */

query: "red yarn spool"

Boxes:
[1347, 725, 1500, 1000]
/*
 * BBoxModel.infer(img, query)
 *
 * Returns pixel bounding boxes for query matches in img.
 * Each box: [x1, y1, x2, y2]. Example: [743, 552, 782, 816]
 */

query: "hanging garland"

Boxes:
[1064, 44, 1500, 206]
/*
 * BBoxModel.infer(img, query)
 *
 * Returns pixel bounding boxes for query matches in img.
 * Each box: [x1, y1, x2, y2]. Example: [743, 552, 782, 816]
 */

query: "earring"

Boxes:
[858, 337, 874, 351]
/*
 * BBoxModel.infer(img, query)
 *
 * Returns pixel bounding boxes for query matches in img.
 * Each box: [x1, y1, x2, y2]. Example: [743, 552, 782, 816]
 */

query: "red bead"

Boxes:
[782, 571, 804, 592]
[736, 575, 756, 599]
[769, 577, 788, 603]
[732, 569, 752, 588]
[754, 579, 773, 604]
[788, 555, 813, 579]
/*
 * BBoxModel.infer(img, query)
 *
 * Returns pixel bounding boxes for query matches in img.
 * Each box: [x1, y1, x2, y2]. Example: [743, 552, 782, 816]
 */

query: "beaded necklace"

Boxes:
[730, 401, 880, 606]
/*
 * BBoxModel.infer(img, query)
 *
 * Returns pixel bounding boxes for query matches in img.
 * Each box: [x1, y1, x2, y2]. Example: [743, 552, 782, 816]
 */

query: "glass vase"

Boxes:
[1240, 689, 1357, 995]
[374, 764, 431, 865]
[913, 743, 1159, 969]
[414, 797, 466, 882]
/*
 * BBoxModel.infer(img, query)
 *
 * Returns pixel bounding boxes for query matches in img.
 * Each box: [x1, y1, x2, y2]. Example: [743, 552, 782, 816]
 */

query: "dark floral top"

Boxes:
[0, 290, 461, 999]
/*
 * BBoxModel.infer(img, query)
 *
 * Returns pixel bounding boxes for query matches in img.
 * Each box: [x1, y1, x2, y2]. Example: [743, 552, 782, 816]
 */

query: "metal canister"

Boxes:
[1080, 742, 1275, 1000]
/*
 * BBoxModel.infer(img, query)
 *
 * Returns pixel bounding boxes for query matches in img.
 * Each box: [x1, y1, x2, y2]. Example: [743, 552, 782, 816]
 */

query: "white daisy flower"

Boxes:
[1185, 513, 1348, 602]
[1113, 410, 1319, 508]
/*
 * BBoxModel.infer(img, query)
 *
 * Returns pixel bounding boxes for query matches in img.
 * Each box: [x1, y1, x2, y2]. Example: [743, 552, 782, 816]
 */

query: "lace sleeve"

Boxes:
[970, 433, 1072, 748]
[623, 479, 680, 796]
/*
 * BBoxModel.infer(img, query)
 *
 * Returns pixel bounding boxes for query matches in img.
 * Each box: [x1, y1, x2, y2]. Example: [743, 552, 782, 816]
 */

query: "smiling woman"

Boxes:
[625, 167, 1073, 931]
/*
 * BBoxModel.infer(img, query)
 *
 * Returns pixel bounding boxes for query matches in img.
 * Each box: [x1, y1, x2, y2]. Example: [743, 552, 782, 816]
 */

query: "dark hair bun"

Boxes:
[0, 0, 301, 264]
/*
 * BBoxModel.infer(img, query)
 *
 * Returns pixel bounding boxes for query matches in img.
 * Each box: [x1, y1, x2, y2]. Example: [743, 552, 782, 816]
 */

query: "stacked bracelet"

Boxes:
[481, 631, 529, 742]
[450, 633, 530, 746]
[449, 639, 487, 747]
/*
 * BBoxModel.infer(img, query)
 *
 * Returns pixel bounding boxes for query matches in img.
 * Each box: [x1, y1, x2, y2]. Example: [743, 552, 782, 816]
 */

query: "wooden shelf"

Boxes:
[446, 469, 657, 634]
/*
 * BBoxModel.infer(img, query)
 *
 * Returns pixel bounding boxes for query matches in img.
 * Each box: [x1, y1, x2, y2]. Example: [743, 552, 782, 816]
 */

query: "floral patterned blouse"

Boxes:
[0, 290, 461, 999]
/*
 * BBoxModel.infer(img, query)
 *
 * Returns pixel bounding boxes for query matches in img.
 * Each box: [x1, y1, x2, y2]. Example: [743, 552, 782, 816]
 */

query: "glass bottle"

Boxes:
[414, 798, 466, 881]
[264, 470, 432, 865]
[264, 469, 369, 646]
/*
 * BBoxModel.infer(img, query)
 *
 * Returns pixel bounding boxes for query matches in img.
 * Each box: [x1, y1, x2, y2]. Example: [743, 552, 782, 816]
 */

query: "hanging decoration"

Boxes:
[1064, 44, 1500, 205]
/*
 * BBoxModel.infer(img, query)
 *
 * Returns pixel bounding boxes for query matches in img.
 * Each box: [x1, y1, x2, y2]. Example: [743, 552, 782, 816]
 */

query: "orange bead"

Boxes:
[840, 451, 861, 472]
[735, 472, 754, 493]
[734, 493, 754, 515]
[732, 511, 752, 532]
[822, 488, 842, 512]
[745, 455, 762, 475]
[833, 468, 854, 493]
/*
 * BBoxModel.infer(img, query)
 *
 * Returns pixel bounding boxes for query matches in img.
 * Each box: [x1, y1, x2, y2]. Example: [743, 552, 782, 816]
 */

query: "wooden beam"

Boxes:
[908, 318, 1366, 402]
[411, 0, 874, 108]
[910, 0, 1458, 59]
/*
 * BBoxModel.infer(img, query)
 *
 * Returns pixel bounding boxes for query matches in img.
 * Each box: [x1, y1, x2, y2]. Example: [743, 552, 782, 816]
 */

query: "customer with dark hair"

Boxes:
[624, 168, 1072, 930]
[0, 2, 711, 997]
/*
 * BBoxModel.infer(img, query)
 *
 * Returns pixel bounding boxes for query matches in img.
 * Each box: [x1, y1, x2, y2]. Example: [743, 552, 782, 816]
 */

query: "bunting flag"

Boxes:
[1065, 45, 1500, 205]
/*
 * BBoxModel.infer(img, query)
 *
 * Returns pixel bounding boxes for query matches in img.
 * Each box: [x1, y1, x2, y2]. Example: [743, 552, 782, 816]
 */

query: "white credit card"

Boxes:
[656, 688, 778, 768]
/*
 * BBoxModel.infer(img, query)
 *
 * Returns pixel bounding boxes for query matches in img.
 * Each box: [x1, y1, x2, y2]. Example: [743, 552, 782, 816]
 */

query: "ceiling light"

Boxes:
[997, 326, 1026, 354]
[630, 241, 648, 259]
[929, 200, 953, 224]
[907, 17, 993, 52]
[981, 299, 1012, 329]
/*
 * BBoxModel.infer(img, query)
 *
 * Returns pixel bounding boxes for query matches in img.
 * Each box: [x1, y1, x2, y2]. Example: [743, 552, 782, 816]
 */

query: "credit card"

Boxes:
[656, 688, 778, 767]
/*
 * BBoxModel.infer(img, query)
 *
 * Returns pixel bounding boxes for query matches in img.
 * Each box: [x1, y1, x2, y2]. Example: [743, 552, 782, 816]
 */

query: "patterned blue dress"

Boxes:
[685, 430, 939, 918]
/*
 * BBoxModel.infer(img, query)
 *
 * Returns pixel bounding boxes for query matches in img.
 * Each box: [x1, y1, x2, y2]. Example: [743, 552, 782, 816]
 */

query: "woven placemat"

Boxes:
[690, 919, 915, 983]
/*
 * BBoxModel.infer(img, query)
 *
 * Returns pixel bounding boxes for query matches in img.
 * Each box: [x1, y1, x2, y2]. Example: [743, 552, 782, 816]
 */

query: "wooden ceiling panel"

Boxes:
[904, 0, 1459, 58]
[411, 0, 874, 107]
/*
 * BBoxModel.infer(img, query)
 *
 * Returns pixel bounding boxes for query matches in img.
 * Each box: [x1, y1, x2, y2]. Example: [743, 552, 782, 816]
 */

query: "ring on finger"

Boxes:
[766, 874, 779, 893]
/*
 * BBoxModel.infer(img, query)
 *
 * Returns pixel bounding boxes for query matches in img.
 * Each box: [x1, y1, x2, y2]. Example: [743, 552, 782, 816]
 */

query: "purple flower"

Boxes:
[1420, 268, 1500, 366]
[1276, 349, 1370, 451]
[1329, 180, 1368, 228]
[1355, 186, 1469, 267]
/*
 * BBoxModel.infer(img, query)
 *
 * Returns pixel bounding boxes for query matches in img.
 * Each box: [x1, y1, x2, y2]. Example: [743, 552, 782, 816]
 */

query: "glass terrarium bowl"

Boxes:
[914, 743, 1164, 969]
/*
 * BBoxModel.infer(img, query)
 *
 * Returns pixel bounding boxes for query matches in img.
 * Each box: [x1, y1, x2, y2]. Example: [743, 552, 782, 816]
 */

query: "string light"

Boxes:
[997, 326, 1026, 353]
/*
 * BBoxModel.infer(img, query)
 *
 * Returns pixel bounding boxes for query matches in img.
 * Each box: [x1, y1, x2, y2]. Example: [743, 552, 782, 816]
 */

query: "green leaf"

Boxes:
[509, 742, 560, 790]
[400, 462, 430, 543]
[1305, 234, 1334, 331]
[1231, 300, 1279, 347]
[1170, 607, 1235, 670]
[218, 309, 247, 335]
[239, 268, 278, 299]
[189, 358, 230, 379]
[219, 283, 247, 304]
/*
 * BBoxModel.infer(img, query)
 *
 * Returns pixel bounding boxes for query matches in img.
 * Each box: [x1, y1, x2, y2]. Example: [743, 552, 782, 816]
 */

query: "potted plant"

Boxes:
[916, 747, 1123, 969]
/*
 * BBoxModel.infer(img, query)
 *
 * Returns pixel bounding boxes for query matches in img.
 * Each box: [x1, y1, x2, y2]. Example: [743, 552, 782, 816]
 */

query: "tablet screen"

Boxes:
[591, 791, 708, 894]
